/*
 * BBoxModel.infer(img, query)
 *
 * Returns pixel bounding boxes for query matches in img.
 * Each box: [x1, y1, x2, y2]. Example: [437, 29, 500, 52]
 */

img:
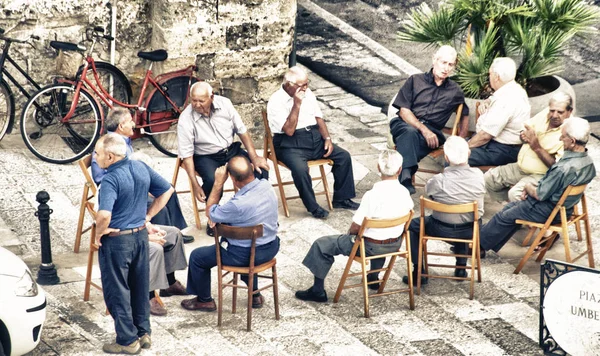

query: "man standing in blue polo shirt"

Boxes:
[94, 133, 174, 354]
[181, 155, 279, 311]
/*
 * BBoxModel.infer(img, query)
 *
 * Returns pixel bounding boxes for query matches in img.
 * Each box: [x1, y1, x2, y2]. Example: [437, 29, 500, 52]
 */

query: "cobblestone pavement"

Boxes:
[1, 66, 599, 355]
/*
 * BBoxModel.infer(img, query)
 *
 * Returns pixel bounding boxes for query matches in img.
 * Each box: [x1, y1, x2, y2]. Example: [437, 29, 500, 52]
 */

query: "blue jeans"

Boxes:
[99, 230, 150, 346]
[186, 237, 280, 299]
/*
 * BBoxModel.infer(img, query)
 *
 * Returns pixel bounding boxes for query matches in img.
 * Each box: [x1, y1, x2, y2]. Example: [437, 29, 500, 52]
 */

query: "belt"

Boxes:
[363, 236, 400, 245]
[432, 218, 474, 229]
[108, 225, 146, 237]
[296, 124, 317, 133]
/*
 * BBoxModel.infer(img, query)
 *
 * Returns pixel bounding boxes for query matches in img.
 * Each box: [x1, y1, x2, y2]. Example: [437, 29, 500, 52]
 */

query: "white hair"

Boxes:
[129, 152, 154, 168]
[433, 45, 457, 63]
[549, 91, 573, 112]
[444, 136, 470, 165]
[190, 81, 213, 96]
[490, 57, 517, 83]
[563, 117, 590, 145]
[378, 150, 403, 176]
[100, 132, 127, 157]
[283, 66, 307, 84]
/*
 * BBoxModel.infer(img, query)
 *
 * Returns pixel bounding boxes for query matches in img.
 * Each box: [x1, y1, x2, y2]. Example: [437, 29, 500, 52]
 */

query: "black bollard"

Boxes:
[35, 191, 60, 285]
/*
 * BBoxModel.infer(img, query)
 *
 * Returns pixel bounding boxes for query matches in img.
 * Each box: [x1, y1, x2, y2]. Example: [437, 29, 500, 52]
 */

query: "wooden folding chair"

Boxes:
[417, 197, 482, 299]
[75, 155, 98, 253]
[514, 184, 594, 274]
[334, 211, 415, 317]
[214, 224, 279, 331]
[171, 157, 237, 229]
[261, 110, 333, 217]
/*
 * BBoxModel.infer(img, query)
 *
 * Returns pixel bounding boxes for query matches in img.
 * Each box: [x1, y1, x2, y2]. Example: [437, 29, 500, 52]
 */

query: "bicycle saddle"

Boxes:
[137, 49, 168, 62]
[50, 41, 86, 52]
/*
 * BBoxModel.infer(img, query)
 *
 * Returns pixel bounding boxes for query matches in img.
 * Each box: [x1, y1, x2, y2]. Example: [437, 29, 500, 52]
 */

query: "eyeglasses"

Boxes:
[289, 80, 309, 88]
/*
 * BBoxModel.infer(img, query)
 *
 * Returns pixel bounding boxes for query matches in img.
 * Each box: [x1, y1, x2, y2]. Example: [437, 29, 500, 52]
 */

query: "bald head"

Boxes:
[190, 81, 213, 97]
[227, 155, 255, 185]
[190, 81, 214, 116]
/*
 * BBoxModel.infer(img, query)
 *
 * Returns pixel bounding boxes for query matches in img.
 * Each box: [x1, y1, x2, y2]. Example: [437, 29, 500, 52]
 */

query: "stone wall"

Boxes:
[0, 0, 296, 141]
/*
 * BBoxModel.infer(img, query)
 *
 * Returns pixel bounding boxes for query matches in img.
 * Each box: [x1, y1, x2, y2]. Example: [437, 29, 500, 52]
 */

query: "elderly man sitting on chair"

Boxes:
[295, 150, 413, 303]
[480, 117, 596, 255]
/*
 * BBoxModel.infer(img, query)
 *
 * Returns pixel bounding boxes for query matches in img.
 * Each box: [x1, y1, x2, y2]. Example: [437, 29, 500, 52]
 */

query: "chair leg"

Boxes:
[404, 254, 414, 310]
[573, 205, 583, 241]
[469, 242, 476, 300]
[521, 227, 537, 247]
[359, 242, 369, 318]
[560, 209, 573, 263]
[217, 267, 223, 327]
[379, 256, 396, 293]
[232, 273, 238, 314]
[475, 234, 482, 283]
[75, 186, 89, 253]
[273, 164, 290, 218]
[272, 264, 280, 320]
[246, 273, 254, 332]
[334, 240, 361, 303]
[84, 242, 95, 302]
[514, 228, 546, 274]
[320, 165, 333, 211]
[583, 215, 595, 268]
[189, 175, 202, 229]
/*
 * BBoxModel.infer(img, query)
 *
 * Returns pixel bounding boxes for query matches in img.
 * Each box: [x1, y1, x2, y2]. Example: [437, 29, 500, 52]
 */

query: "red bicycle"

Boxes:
[20, 27, 198, 164]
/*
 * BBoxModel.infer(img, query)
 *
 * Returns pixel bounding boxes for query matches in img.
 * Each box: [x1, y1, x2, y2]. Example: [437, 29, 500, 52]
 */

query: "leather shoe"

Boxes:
[206, 225, 215, 237]
[182, 234, 195, 244]
[332, 199, 360, 210]
[295, 287, 328, 303]
[160, 280, 188, 297]
[252, 294, 264, 309]
[402, 271, 428, 286]
[102, 340, 141, 354]
[367, 275, 380, 291]
[454, 267, 468, 279]
[311, 206, 329, 219]
[181, 297, 217, 312]
[139, 334, 151, 349]
[149, 297, 167, 316]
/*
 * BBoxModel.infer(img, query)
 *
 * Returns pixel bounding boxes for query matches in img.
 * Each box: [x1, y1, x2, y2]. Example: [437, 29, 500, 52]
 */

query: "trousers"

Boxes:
[99, 230, 150, 346]
[390, 118, 445, 170]
[302, 234, 402, 280]
[274, 128, 355, 213]
[186, 237, 280, 299]
[193, 142, 269, 198]
[148, 193, 188, 230]
[148, 225, 188, 291]
[469, 140, 521, 167]
[484, 163, 544, 202]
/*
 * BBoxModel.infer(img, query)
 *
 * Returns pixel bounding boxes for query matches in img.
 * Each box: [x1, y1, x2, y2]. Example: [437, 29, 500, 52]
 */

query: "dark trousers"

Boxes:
[390, 119, 445, 179]
[193, 142, 269, 198]
[99, 230, 150, 346]
[409, 216, 476, 268]
[480, 197, 564, 252]
[274, 128, 355, 213]
[148, 193, 187, 230]
[302, 234, 402, 280]
[468, 140, 521, 167]
[186, 237, 280, 299]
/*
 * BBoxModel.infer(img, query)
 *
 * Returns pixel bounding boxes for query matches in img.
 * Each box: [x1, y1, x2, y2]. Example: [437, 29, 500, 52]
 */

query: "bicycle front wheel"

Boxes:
[0, 79, 15, 141]
[20, 84, 101, 164]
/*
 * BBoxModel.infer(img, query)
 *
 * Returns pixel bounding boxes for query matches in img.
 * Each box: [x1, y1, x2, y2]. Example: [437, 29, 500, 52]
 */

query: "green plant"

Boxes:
[398, 0, 600, 98]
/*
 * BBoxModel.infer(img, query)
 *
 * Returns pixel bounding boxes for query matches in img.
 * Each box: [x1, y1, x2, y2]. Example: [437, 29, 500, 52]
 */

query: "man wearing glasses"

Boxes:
[267, 66, 359, 219]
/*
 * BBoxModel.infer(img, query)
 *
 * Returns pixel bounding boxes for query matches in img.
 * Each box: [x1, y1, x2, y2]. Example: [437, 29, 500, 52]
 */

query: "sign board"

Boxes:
[540, 259, 600, 355]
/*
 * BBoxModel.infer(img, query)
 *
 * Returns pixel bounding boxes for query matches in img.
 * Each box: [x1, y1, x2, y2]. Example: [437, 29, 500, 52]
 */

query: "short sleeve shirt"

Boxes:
[517, 108, 565, 175]
[351, 180, 414, 239]
[98, 158, 171, 229]
[476, 81, 530, 144]
[177, 95, 247, 157]
[267, 86, 322, 134]
[392, 70, 469, 130]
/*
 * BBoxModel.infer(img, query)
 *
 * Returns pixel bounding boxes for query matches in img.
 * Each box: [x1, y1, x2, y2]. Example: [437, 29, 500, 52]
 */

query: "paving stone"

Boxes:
[469, 318, 543, 355]
[329, 95, 365, 108]
[341, 104, 383, 117]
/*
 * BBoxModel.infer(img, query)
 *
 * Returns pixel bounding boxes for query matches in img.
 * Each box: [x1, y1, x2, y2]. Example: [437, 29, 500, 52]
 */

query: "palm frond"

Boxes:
[397, 3, 466, 47]
[533, 0, 600, 34]
[455, 24, 499, 98]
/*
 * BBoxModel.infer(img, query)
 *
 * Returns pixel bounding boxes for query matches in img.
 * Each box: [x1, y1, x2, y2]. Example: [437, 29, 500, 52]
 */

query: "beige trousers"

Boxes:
[484, 163, 544, 202]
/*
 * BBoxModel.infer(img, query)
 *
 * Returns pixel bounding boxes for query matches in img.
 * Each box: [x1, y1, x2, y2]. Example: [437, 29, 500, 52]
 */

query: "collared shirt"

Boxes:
[267, 86, 322, 134]
[476, 80, 530, 145]
[392, 70, 469, 130]
[98, 158, 171, 229]
[536, 150, 596, 208]
[426, 165, 485, 224]
[352, 180, 414, 240]
[91, 133, 133, 185]
[517, 108, 565, 175]
[177, 95, 247, 157]
[209, 179, 278, 247]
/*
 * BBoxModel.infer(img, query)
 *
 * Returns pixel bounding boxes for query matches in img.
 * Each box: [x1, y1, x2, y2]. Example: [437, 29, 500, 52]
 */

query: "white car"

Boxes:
[0, 246, 46, 356]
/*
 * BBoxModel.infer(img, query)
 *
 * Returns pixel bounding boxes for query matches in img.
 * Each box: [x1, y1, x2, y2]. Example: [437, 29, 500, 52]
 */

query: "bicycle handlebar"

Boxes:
[0, 30, 40, 45]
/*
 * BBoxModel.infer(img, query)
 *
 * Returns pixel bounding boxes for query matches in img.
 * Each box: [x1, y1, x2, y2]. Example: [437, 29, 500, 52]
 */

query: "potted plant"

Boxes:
[397, 0, 599, 108]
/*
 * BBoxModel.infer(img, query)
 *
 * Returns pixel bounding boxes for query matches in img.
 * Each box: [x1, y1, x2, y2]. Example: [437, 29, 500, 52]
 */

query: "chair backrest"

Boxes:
[78, 154, 98, 197]
[262, 110, 275, 159]
[420, 196, 479, 223]
[214, 224, 264, 268]
[554, 184, 588, 208]
[356, 211, 414, 240]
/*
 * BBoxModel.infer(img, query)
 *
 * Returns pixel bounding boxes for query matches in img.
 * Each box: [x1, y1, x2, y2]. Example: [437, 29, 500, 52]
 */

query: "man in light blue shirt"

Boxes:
[181, 156, 279, 312]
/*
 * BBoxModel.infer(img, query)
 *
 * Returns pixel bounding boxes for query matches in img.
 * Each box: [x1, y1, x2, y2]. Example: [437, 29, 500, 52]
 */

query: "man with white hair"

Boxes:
[267, 66, 359, 219]
[485, 92, 573, 202]
[469, 57, 531, 166]
[295, 150, 413, 303]
[480, 117, 596, 255]
[403, 136, 485, 286]
[389, 45, 469, 194]
[94, 133, 174, 353]
[177, 82, 269, 236]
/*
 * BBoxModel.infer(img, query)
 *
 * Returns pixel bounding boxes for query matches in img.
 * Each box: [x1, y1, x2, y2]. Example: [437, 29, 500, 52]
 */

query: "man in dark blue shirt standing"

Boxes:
[95, 133, 174, 354]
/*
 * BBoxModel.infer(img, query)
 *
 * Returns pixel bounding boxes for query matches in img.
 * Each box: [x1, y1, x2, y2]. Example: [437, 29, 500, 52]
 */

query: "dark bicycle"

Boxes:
[20, 27, 198, 164]
[0, 28, 41, 141]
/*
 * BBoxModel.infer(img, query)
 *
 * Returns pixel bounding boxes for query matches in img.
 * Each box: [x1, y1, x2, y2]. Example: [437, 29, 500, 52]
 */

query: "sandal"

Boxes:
[534, 234, 560, 252]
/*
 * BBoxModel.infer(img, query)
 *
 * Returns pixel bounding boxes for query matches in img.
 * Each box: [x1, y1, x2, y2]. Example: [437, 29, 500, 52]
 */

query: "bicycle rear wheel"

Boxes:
[0, 79, 15, 141]
[20, 84, 101, 164]
[146, 75, 198, 157]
